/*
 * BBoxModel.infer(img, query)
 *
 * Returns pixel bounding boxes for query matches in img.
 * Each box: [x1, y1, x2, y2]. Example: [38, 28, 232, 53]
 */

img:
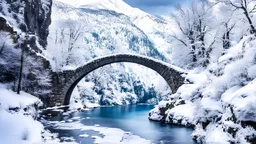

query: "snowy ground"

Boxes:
[0, 84, 60, 144]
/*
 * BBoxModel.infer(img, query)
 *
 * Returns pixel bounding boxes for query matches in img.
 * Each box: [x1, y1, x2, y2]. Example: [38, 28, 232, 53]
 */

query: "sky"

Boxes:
[123, 0, 189, 15]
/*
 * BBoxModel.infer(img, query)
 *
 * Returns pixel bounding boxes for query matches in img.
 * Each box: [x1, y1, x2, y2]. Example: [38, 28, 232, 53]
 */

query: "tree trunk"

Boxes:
[190, 39, 197, 62]
[0, 41, 6, 54]
[17, 43, 25, 94]
[242, 7, 256, 36]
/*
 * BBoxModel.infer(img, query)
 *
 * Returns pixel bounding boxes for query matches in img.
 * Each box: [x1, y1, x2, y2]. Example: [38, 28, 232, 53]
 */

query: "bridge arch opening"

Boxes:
[69, 63, 172, 106]
[53, 54, 185, 106]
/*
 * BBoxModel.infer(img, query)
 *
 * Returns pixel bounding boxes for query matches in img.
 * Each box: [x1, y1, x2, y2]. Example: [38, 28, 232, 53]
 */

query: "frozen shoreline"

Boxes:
[42, 115, 152, 144]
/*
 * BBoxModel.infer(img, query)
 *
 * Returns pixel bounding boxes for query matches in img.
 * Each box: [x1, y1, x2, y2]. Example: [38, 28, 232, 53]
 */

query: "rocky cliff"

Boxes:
[0, 0, 53, 103]
[0, 0, 52, 48]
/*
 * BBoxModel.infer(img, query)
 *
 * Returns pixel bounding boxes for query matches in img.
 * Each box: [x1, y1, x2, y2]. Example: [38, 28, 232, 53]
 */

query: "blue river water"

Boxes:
[45, 105, 196, 144]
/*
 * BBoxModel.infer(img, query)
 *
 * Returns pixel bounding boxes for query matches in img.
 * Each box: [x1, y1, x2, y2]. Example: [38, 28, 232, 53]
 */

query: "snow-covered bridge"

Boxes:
[48, 54, 186, 107]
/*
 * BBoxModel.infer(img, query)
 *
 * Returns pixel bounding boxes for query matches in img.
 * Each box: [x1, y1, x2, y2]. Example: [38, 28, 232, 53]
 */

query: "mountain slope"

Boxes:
[55, 0, 174, 56]
[45, 1, 171, 107]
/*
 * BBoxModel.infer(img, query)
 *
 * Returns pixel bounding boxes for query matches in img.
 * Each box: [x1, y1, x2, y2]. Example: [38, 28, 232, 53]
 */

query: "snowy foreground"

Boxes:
[0, 84, 151, 144]
[150, 71, 256, 143]
[149, 37, 256, 144]
[0, 84, 59, 144]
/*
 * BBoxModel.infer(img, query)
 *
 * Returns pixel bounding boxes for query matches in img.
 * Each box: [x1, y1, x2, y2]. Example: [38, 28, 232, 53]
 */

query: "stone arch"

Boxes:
[50, 54, 186, 107]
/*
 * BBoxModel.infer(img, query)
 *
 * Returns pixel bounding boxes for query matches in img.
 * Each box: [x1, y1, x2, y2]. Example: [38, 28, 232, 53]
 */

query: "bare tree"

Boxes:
[222, 0, 256, 36]
[67, 24, 85, 52]
[222, 19, 236, 55]
[170, 0, 216, 67]
[17, 38, 26, 94]
[47, 18, 91, 70]
[54, 20, 87, 52]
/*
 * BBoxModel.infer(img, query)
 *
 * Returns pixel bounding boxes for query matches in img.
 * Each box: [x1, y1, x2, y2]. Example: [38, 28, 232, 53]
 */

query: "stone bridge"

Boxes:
[48, 54, 186, 107]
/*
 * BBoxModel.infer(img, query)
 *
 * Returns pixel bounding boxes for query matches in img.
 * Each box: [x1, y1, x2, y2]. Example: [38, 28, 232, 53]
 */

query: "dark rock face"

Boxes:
[0, 17, 14, 33]
[23, 0, 52, 48]
[2, 0, 52, 48]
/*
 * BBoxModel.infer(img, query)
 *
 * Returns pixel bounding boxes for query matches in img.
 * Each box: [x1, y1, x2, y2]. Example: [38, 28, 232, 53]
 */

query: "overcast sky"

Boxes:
[123, 0, 189, 15]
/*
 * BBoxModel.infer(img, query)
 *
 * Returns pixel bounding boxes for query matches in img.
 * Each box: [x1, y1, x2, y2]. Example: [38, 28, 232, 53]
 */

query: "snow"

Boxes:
[150, 38, 256, 142]
[201, 97, 222, 112]
[224, 79, 256, 121]
[57, 0, 147, 18]
[2, 0, 256, 143]
[185, 72, 208, 85]
[158, 101, 169, 108]
[205, 124, 233, 144]
[46, 120, 151, 144]
[49, 51, 186, 73]
[219, 78, 256, 122]
[0, 110, 44, 144]
[228, 80, 256, 109]
[0, 85, 59, 144]
[79, 134, 89, 138]
[149, 113, 163, 121]
[149, 107, 163, 121]
[174, 84, 201, 100]
[167, 102, 195, 125]
[221, 86, 242, 103]
[0, 85, 41, 110]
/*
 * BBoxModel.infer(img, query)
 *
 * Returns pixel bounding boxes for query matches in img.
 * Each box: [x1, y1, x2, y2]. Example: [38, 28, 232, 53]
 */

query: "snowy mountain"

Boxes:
[45, 1, 171, 107]
[55, 0, 174, 55]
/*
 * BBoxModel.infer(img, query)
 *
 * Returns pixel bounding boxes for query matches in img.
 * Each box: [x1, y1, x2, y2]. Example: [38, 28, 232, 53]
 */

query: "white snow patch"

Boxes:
[79, 134, 89, 138]
[158, 101, 169, 108]
[167, 102, 195, 125]
[0, 110, 44, 144]
[205, 124, 233, 144]
[0, 86, 41, 110]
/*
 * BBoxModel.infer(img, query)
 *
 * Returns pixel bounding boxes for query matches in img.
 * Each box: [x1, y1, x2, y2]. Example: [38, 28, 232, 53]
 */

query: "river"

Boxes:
[43, 105, 196, 144]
